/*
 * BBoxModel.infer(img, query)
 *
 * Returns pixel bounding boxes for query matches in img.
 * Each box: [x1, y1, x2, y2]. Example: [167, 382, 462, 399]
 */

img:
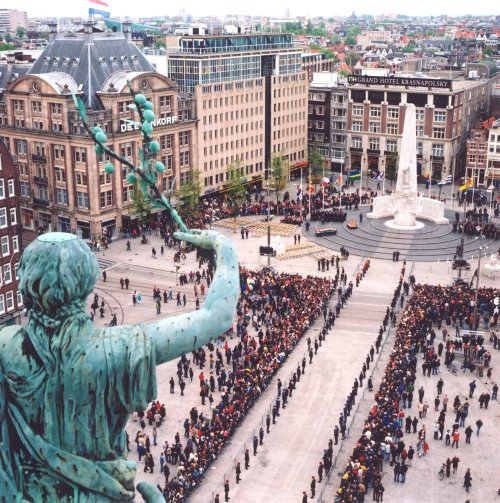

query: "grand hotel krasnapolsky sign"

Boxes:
[348, 75, 452, 90]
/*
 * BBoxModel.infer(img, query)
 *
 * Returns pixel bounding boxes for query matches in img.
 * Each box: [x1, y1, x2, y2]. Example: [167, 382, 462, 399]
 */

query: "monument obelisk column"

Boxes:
[391, 103, 422, 227]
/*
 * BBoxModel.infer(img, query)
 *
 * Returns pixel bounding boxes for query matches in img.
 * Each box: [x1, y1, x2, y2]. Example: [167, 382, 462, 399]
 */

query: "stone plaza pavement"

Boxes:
[87, 205, 499, 503]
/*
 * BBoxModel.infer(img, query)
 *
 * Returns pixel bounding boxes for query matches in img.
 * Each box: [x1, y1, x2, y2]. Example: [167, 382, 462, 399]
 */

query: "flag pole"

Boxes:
[322, 163, 325, 209]
[308, 164, 311, 219]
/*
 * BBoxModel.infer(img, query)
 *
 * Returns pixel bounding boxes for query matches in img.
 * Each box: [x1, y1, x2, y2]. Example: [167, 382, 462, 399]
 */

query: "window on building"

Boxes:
[0, 208, 6, 228]
[434, 111, 446, 123]
[388, 107, 399, 119]
[386, 140, 397, 152]
[54, 167, 66, 183]
[75, 172, 88, 186]
[13, 100, 24, 112]
[3, 264, 11, 283]
[74, 148, 87, 163]
[159, 96, 171, 108]
[100, 190, 113, 208]
[179, 131, 190, 147]
[0, 179, 5, 200]
[370, 107, 381, 118]
[31, 101, 42, 113]
[51, 103, 62, 115]
[56, 188, 68, 206]
[1, 236, 9, 256]
[387, 123, 398, 135]
[315, 105, 325, 115]
[6, 291, 13, 311]
[433, 127, 445, 139]
[369, 138, 380, 150]
[20, 182, 30, 198]
[77, 191, 89, 209]
[0, 295, 4, 314]
[9, 208, 17, 225]
[7, 179, 15, 197]
[352, 105, 363, 116]
[15, 140, 27, 156]
[416, 125, 424, 137]
[53, 144, 65, 160]
[17, 291, 23, 307]
[180, 151, 190, 167]
[352, 137, 362, 149]
[12, 236, 19, 253]
[369, 122, 380, 133]
[432, 144, 445, 157]
[352, 121, 363, 132]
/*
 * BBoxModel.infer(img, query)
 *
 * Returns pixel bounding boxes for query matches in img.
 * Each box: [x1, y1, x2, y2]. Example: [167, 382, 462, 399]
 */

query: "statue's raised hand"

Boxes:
[174, 229, 226, 251]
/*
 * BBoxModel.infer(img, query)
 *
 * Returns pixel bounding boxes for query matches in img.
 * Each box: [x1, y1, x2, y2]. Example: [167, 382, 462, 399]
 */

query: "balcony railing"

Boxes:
[33, 197, 50, 207]
[33, 176, 48, 185]
[31, 154, 47, 163]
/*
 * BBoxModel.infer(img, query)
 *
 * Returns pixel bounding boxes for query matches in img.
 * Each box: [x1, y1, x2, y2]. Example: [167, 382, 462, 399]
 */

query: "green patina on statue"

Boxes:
[0, 230, 239, 502]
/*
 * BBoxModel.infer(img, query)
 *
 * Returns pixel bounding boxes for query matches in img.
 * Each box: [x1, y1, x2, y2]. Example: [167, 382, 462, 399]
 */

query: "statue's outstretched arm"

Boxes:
[143, 230, 240, 365]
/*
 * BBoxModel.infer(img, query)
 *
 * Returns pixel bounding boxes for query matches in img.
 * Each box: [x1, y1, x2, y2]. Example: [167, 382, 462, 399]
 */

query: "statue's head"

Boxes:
[19, 233, 99, 316]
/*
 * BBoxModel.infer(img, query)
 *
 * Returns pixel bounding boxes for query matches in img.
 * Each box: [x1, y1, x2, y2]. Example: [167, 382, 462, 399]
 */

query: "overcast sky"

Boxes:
[14, 0, 497, 20]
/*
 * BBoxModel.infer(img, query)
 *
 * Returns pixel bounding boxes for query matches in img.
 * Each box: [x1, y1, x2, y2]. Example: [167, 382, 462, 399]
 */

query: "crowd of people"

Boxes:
[133, 266, 336, 502]
[335, 280, 498, 502]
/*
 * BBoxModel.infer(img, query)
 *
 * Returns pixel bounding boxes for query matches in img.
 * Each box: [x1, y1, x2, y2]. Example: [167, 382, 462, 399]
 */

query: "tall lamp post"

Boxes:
[472, 234, 487, 331]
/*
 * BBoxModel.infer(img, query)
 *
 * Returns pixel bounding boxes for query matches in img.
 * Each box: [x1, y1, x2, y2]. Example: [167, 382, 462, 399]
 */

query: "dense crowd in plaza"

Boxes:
[335, 282, 498, 502]
[133, 266, 335, 502]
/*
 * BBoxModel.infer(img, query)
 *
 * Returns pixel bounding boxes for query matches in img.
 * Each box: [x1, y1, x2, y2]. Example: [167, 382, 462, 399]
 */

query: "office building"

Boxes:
[167, 33, 308, 192]
[0, 22, 196, 240]
[0, 9, 28, 36]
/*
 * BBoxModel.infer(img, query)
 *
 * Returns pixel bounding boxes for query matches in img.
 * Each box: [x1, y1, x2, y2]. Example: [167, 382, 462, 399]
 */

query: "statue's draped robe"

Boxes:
[0, 321, 156, 502]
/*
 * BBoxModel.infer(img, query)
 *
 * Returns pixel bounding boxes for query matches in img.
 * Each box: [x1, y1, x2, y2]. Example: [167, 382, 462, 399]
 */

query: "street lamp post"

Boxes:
[472, 237, 487, 331]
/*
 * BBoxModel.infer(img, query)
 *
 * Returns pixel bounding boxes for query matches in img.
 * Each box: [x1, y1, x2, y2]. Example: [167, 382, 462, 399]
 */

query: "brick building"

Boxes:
[344, 73, 498, 183]
[308, 72, 348, 172]
[0, 140, 23, 326]
[0, 22, 196, 240]
[465, 120, 490, 186]
[487, 118, 500, 189]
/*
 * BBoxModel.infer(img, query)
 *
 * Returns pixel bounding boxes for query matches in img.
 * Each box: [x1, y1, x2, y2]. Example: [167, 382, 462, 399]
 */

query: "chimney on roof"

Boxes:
[48, 21, 58, 42]
[122, 21, 132, 41]
[83, 21, 94, 35]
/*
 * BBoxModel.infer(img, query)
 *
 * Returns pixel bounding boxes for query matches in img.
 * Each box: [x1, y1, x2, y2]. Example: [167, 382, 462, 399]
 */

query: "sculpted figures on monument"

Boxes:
[0, 231, 239, 502]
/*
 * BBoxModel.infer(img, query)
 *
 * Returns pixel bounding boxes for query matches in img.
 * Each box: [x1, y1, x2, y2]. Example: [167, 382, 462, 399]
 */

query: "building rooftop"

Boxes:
[27, 29, 155, 109]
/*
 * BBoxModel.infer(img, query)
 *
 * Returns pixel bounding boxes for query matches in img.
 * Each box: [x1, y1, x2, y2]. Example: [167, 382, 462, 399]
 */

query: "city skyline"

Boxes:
[11, 0, 499, 21]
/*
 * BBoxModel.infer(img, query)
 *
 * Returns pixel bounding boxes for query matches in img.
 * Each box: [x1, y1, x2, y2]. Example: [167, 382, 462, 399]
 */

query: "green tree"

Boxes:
[225, 162, 247, 232]
[16, 26, 26, 39]
[179, 169, 202, 214]
[308, 146, 325, 189]
[345, 50, 360, 65]
[4, 34, 13, 43]
[131, 182, 152, 226]
[0, 43, 15, 51]
[270, 154, 289, 204]
[482, 47, 494, 58]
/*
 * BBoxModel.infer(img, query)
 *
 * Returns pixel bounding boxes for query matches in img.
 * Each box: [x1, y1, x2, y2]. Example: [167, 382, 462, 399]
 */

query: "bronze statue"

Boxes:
[0, 229, 239, 502]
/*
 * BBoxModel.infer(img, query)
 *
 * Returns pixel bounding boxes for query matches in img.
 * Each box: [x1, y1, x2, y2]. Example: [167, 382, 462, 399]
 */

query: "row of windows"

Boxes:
[0, 290, 23, 315]
[352, 104, 447, 124]
[351, 137, 445, 156]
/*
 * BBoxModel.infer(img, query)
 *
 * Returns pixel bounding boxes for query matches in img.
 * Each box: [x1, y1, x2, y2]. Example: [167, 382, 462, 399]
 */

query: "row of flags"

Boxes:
[437, 174, 453, 186]
[459, 178, 474, 191]
[89, 0, 110, 18]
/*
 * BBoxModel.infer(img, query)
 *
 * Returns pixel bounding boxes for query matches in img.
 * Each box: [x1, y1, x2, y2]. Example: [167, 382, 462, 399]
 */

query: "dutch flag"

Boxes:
[89, 0, 110, 18]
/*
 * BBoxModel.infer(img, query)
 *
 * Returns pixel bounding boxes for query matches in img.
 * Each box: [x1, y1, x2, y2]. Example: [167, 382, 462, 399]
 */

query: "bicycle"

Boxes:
[438, 465, 445, 481]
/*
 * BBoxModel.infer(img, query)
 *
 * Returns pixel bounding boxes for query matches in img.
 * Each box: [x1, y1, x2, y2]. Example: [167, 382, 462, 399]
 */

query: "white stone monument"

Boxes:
[367, 103, 448, 227]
